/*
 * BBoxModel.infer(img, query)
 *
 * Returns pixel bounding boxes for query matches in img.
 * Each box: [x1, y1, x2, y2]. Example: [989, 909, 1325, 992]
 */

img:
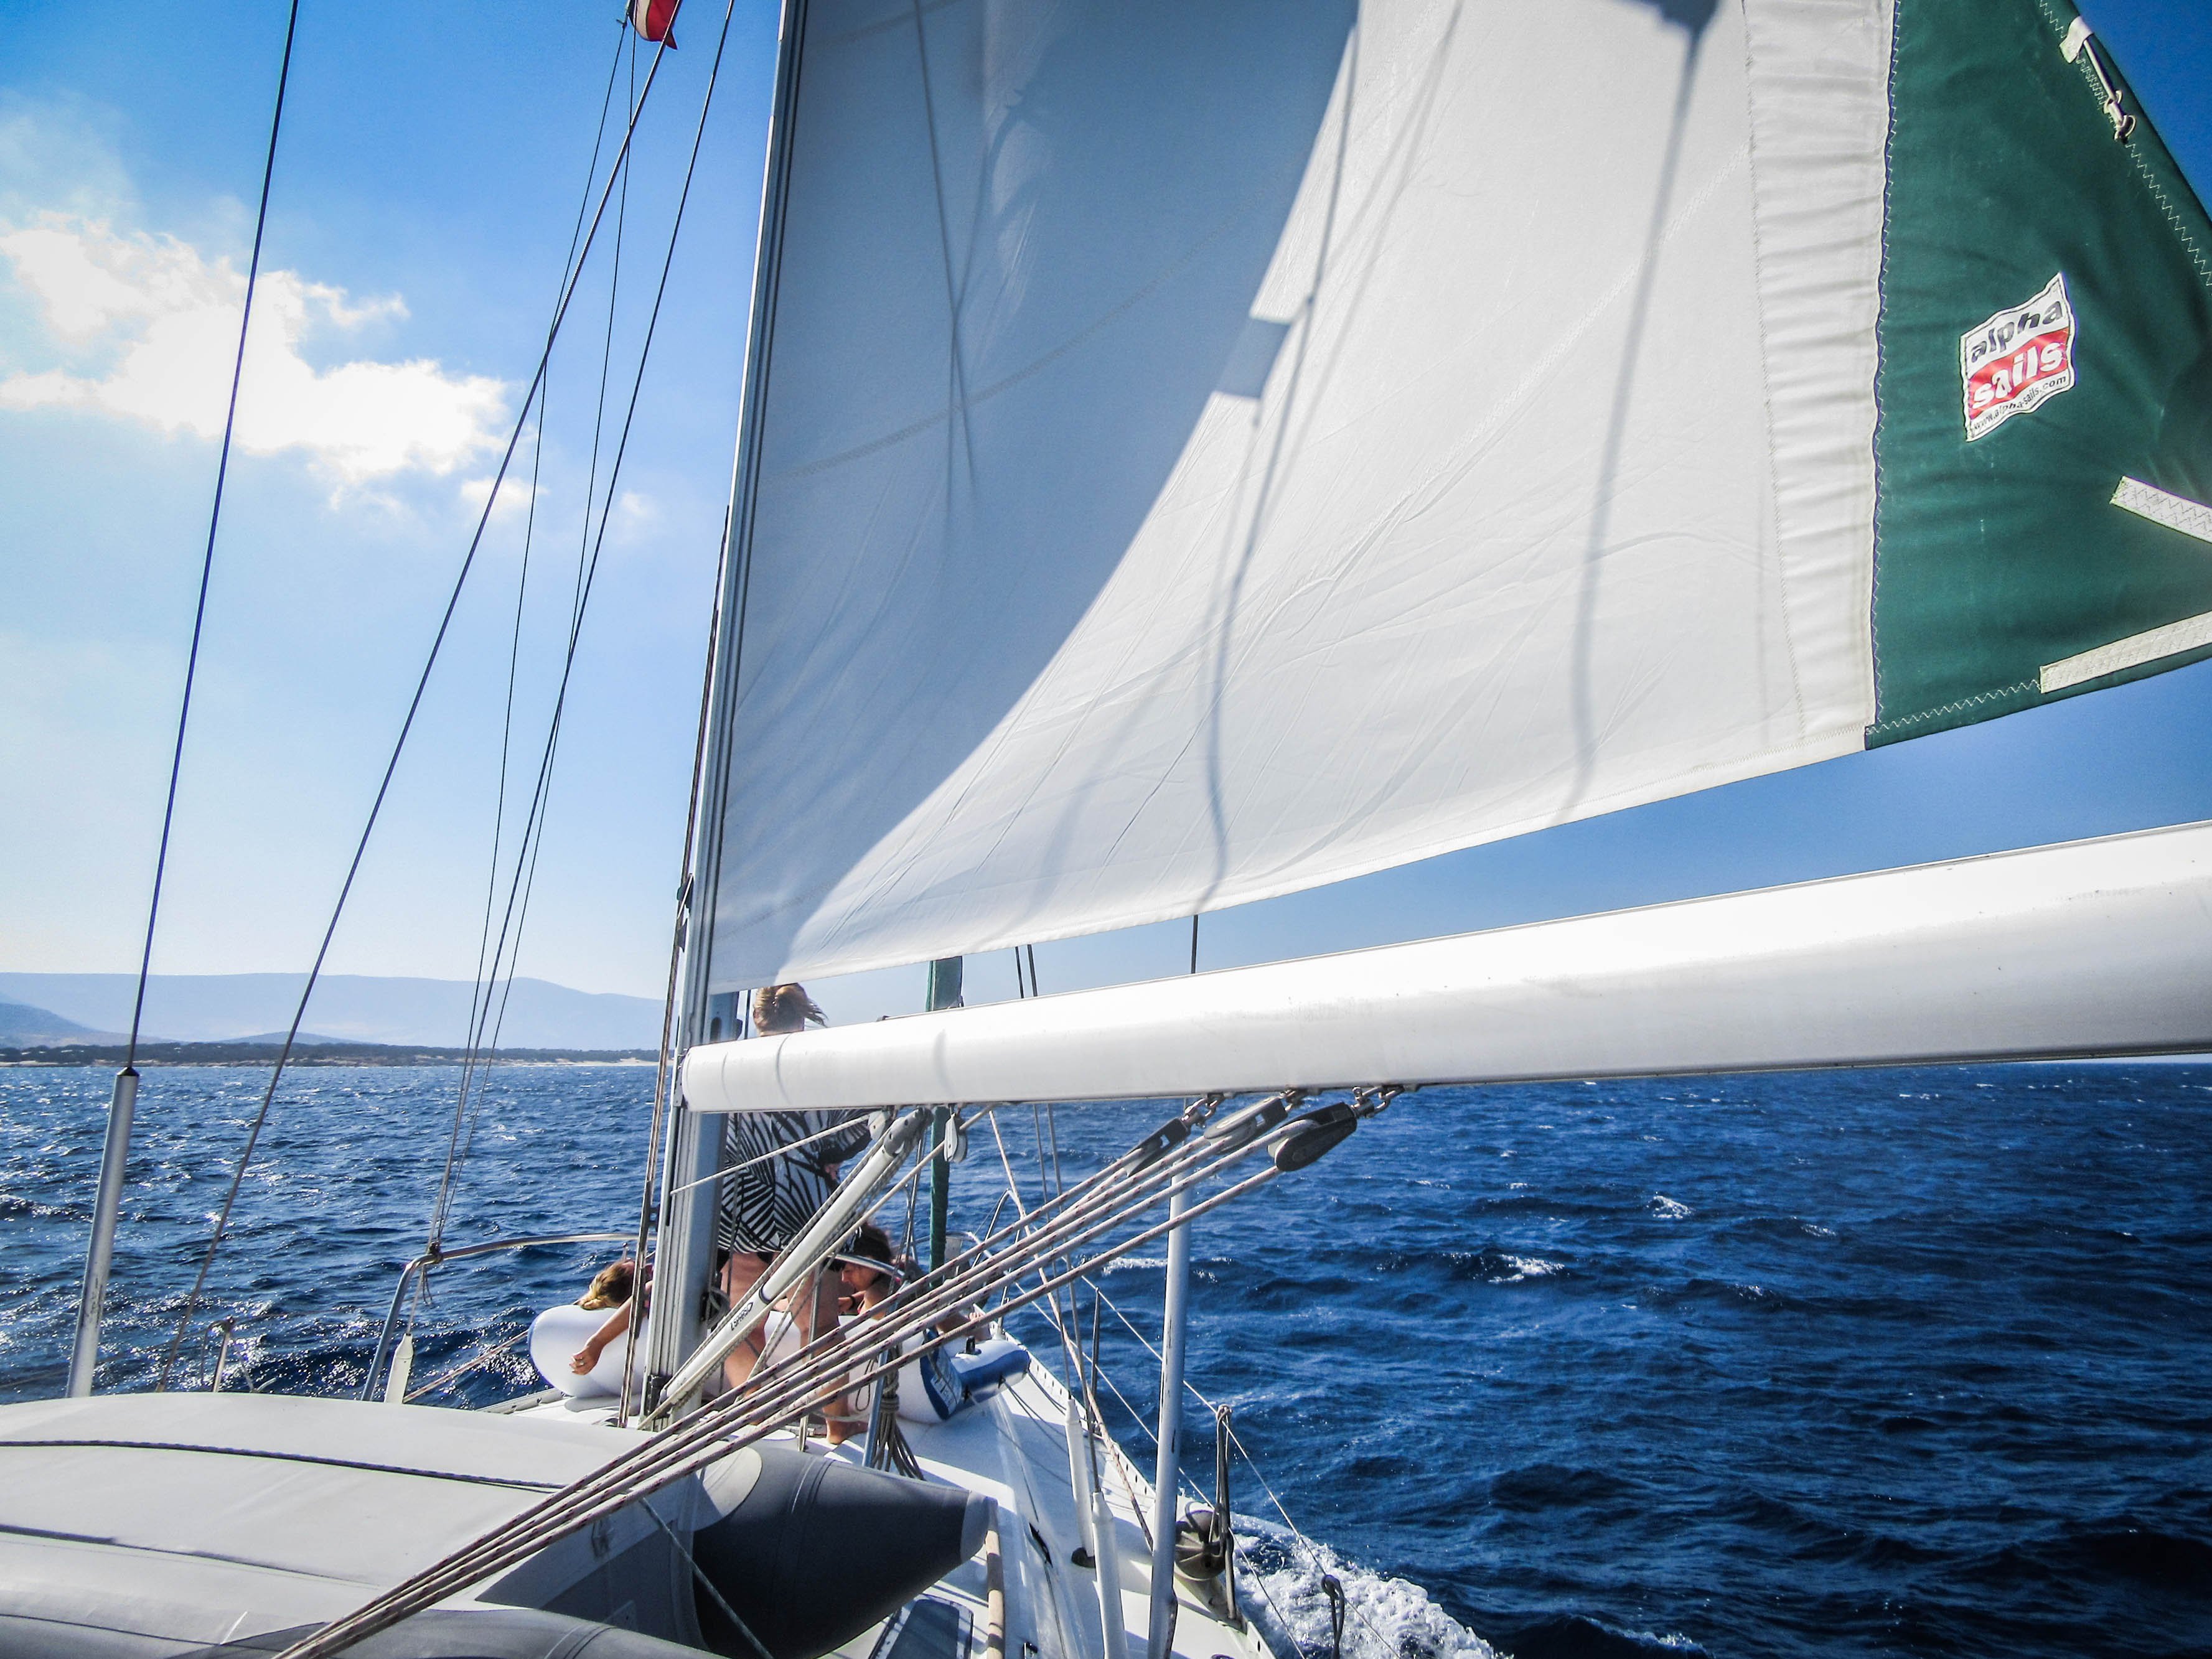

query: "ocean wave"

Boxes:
[1239, 1521, 1502, 1659]
[1500, 1614, 1708, 1658]
[1648, 1195, 1693, 1220]
[1441, 1246, 1568, 1285]
[1105, 1255, 1168, 1273]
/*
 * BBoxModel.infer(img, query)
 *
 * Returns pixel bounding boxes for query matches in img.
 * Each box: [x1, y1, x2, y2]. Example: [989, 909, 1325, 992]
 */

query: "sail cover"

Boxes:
[697, 0, 2212, 989]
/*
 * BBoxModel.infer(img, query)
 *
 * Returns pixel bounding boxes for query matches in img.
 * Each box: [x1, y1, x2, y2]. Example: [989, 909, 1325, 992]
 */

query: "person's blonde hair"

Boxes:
[580, 1259, 634, 1310]
[751, 983, 827, 1035]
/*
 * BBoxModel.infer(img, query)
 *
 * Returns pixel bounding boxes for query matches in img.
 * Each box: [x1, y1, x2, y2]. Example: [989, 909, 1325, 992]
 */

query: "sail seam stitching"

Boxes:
[2032, 0, 2212, 292]
[1867, 0, 1905, 733]
[1736, 8, 1812, 742]
[1866, 677, 2036, 739]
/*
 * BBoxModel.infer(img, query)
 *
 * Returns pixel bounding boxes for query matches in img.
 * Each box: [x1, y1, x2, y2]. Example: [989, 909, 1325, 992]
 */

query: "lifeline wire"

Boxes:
[156, 20, 685, 1390]
[120, 0, 301, 1070]
[995, 1109, 1403, 1659]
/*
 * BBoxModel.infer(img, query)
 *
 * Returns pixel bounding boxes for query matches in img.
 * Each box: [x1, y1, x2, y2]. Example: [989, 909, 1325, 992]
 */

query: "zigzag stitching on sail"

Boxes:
[2030, 0, 2212, 293]
[1867, 676, 2036, 740]
[1868, 0, 1905, 731]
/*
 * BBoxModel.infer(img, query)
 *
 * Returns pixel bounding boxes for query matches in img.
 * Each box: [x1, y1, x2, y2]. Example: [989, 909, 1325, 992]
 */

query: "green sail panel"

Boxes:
[1870, 0, 2212, 743]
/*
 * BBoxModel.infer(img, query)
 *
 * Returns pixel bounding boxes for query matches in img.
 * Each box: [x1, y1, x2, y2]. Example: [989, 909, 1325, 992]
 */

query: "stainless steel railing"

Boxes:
[359, 1231, 634, 1403]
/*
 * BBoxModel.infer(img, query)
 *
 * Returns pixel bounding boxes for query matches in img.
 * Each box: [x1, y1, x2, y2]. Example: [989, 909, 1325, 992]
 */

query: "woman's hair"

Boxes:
[848, 1222, 894, 1266]
[751, 983, 828, 1036]
[579, 1259, 634, 1310]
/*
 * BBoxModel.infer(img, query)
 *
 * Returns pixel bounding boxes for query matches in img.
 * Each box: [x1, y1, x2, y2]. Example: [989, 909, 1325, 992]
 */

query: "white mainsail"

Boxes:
[700, 0, 1893, 988]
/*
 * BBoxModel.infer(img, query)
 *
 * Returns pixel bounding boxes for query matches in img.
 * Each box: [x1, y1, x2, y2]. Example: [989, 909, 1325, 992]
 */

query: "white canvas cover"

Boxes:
[702, 0, 1893, 988]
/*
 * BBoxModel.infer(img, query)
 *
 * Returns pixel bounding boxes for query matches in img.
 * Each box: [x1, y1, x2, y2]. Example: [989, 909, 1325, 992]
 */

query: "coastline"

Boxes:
[0, 1044, 656, 1068]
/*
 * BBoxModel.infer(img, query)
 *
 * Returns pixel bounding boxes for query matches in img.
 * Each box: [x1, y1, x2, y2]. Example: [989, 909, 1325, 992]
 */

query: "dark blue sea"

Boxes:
[4, 1062, 2208, 1659]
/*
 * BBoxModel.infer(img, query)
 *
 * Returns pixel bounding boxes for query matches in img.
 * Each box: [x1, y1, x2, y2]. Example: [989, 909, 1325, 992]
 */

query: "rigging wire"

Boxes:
[428, 24, 629, 1258]
[154, 20, 686, 1390]
[617, 546, 745, 1421]
[984, 1105, 1397, 1659]
[401, 1325, 532, 1405]
[68, 0, 300, 1403]
[120, 0, 301, 1072]
[423, 0, 736, 1239]
[1077, 1248, 1400, 1659]
[121, 2, 301, 1072]
[573, 31, 639, 636]
[428, 27, 640, 1252]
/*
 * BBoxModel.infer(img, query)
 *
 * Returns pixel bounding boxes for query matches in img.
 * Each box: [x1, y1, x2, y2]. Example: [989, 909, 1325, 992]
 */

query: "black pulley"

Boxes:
[1272, 1101, 1359, 1171]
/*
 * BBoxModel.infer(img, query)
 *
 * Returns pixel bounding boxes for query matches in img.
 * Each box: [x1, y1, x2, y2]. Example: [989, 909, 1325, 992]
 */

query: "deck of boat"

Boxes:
[516, 1339, 1270, 1659]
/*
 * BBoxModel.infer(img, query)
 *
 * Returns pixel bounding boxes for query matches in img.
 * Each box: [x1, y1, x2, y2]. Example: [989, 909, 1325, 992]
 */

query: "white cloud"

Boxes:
[615, 490, 658, 533]
[461, 474, 540, 521]
[0, 212, 508, 485]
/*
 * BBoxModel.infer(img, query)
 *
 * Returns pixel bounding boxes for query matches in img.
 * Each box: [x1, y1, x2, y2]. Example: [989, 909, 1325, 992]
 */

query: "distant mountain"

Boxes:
[0, 973, 662, 1051]
[0, 998, 122, 1047]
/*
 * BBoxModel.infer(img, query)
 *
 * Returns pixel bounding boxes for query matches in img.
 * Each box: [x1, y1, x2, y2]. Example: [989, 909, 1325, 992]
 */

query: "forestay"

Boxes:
[698, 0, 2212, 988]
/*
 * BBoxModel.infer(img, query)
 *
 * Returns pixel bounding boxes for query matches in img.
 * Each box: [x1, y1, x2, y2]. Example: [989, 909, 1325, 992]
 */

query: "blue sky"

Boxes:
[3, 0, 2208, 1025]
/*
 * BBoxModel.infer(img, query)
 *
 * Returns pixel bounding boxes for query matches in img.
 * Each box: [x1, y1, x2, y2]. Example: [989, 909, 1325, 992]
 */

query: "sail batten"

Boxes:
[698, 0, 2212, 989]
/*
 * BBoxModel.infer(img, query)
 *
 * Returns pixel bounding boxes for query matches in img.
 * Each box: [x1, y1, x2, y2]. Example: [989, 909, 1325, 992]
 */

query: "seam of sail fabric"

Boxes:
[1867, 0, 2212, 744]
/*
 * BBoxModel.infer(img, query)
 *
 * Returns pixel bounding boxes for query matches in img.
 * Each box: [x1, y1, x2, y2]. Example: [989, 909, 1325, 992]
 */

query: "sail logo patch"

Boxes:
[1960, 273, 2076, 441]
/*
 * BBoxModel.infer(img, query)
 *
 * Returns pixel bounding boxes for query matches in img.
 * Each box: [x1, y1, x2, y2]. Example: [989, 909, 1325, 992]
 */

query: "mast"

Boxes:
[644, 0, 813, 1400]
[926, 956, 962, 1273]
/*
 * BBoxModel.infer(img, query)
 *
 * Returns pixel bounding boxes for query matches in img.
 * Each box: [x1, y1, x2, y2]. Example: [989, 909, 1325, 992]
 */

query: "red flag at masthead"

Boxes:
[628, 0, 679, 46]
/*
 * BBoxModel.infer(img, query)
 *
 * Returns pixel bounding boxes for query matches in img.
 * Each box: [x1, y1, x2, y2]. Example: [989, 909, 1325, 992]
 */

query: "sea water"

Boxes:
[4, 1062, 2207, 1658]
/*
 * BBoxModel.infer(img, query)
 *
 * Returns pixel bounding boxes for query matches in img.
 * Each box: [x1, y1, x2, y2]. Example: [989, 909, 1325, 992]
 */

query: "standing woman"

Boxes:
[713, 983, 873, 1392]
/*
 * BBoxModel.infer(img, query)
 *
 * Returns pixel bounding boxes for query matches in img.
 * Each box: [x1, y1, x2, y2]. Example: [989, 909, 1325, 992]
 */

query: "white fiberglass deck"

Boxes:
[519, 1340, 1270, 1659]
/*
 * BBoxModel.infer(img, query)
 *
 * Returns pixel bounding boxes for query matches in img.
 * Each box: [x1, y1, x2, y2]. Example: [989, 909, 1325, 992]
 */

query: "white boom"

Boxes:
[683, 822, 2212, 1112]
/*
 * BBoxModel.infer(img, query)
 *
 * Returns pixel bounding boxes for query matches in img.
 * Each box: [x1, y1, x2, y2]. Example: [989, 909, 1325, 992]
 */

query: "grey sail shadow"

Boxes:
[1217, 317, 1295, 401]
[702, 0, 1357, 984]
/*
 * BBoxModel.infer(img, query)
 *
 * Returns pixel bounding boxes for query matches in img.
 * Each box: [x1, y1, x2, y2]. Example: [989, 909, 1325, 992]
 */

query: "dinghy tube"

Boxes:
[688, 1444, 992, 1659]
